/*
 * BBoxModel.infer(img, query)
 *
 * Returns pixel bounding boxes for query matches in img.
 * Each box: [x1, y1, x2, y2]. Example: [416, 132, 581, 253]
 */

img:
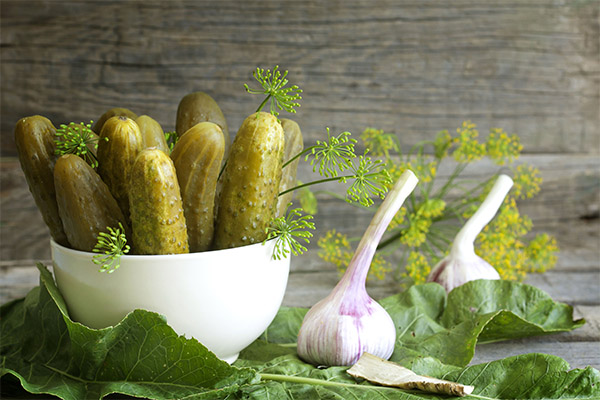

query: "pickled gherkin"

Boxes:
[176, 92, 230, 155]
[129, 148, 189, 254]
[97, 116, 143, 221]
[54, 154, 130, 252]
[14, 115, 70, 246]
[213, 112, 284, 249]
[171, 122, 224, 252]
[92, 107, 138, 134]
[136, 115, 170, 154]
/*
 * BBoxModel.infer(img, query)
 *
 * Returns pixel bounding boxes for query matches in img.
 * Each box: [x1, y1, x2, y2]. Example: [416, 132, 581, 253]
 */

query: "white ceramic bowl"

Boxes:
[51, 239, 290, 363]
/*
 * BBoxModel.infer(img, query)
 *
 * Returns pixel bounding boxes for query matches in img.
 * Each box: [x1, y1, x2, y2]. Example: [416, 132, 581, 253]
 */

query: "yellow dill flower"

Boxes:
[317, 229, 351, 267]
[397, 159, 437, 183]
[512, 164, 542, 199]
[480, 241, 528, 281]
[420, 198, 446, 219]
[400, 213, 431, 247]
[367, 252, 392, 281]
[361, 127, 399, 159]
[388, 206, 407, 229]
[434, 129, 453, 159]
[401, 251, 432, 285]
[486, 128, 522, 165]
[317, 229, 391, 281]
[525, 233, 559, 273]
[453, 120, 486, 163]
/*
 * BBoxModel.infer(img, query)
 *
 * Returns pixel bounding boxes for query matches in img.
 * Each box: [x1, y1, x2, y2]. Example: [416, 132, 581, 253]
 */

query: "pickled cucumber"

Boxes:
[96, 116, 143, 221]
[175, 92, 230, 154]
[276, 118, 304, 217]
[129, 148, 189, 254]
[14, 115, 70, 246]
[135, 115, 170, 154]
[171, 122, 224, 252]
[213, 112, 284, 250]
[54, 154, 130, 252]
[92, 107, 138, 134]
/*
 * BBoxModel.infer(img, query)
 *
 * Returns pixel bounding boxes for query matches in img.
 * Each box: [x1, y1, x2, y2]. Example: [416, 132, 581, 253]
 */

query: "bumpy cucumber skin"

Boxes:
[14, 115, 70, 246]
[54, 154, 130, 252]
[175, 92, 230, 154]
[213, 112, 284, 250]
[136, 115, 170, 154]
[129, 148, 189, 254]
[171, 122, 224, 252]
[92, 107, 138, 134]
[276, 118, 304, 218]
[97, 116, 143, 222]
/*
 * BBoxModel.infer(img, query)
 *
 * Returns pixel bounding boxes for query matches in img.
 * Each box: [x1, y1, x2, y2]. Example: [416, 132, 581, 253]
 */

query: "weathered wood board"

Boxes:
[1, 0, 598, 157]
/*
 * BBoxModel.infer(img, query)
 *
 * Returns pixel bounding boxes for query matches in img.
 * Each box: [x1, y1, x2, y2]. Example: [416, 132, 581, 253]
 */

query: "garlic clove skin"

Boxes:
[427, 253, 500, 293]
[297, 288, 396, 366]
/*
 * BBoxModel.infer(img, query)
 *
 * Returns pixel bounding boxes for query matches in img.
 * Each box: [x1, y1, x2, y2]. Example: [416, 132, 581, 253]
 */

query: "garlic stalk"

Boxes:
[427, 174, 514, 292]
[297, 170, 419, 366]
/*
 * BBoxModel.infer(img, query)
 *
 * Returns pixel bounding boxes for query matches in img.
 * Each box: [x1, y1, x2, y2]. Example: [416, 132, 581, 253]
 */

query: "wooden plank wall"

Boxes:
[0, 0, 599, 370]
[1, 0, 598, 156]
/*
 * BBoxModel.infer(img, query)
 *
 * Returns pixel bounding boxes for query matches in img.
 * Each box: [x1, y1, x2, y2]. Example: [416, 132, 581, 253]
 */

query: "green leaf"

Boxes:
[2, 270, 592, 399]
[235, 352, 600, 400]
[381, 280, 585, 367]
[0, 263, 258, 400]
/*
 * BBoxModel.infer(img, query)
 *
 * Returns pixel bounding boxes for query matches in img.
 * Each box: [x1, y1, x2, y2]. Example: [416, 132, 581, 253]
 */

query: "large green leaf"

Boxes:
[1, 266, 593, 399]
[381, 280, 585, 367]
[252, 280, 584, 368]
[0, 263, 259, 400]
[234, 352, 600, 399]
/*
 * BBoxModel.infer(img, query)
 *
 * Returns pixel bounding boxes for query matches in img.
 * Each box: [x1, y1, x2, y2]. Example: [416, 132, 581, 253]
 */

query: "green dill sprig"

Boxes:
[279, 130, 390, 207]
[164, 130, 179, 151]
[244, 65, 303, 117]
[265, 205, 315, 260]
[342, 151, 392, 207]
[92, 223, 130, 273]
[54, 121, 100, 167]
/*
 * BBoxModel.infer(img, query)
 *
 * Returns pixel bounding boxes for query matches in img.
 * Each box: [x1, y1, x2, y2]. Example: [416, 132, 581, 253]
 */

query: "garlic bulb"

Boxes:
[427, 174, 514, 292]
[297, 170, 419, 366]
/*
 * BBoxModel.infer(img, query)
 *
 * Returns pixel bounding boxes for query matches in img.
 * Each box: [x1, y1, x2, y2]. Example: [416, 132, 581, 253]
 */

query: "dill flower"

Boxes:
[453, 120, 486, 163]
[317, 229, 351, 268]
[361, 127, 399, 159]
[401, 251, 432, 286]
[433, 129, 453, 159]
[420, 198, 446, 219]
[318, 229, 390, 281]
[400, 213, 431, 247]
[476, 198, 532, 280]
[397, 160, 437, 183]
[388, 206, 407, 229]
[525, 233, 559, 273]
[512, 164, 542, 199]
[486, 128, 522, 165]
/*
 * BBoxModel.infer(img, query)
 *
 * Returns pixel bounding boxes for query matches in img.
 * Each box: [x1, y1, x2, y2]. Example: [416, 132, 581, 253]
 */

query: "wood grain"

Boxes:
[1, 0, 598, 157]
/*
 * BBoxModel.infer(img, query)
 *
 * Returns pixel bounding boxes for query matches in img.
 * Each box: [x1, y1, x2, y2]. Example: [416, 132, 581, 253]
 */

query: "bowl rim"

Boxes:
[50, 237, 280, 261]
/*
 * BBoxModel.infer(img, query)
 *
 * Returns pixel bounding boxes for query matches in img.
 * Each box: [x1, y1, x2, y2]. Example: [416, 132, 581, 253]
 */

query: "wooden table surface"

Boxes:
[1, 0, 598, 376]
[1, 160, 599, 370]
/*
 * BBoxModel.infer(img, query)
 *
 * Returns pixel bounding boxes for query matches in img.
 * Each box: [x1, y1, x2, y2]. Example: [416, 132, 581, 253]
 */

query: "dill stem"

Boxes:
[282, 145, 317, 169]
[256, 94, 272, 113]
[278, 176, 345, 197]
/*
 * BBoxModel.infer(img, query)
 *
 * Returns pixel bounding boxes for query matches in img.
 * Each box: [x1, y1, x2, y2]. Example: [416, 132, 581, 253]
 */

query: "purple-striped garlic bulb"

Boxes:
[297, 170, 418, 366]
